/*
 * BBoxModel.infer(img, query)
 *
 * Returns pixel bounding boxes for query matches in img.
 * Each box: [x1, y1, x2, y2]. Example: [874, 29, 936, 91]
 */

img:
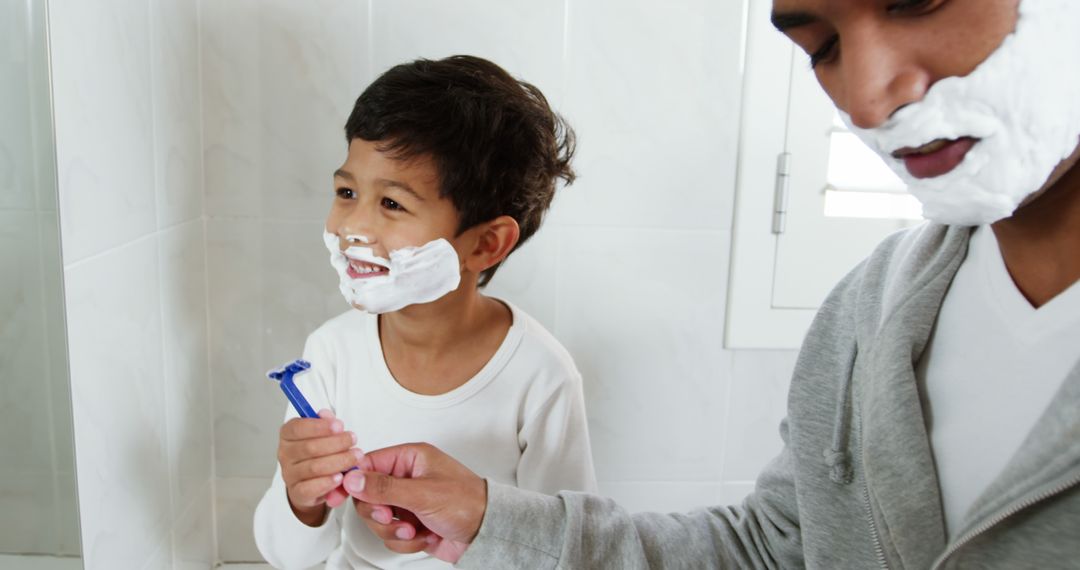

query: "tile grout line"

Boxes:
[194, 0, 223, 564]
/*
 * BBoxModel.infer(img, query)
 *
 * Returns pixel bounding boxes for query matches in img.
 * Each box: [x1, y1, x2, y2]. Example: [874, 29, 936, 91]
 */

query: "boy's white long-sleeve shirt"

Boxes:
[253, 301, 597, 569]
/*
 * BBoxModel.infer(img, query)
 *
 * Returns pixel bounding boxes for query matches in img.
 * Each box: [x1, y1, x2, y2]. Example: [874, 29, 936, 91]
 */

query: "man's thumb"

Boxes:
[343, 469, 421, 510]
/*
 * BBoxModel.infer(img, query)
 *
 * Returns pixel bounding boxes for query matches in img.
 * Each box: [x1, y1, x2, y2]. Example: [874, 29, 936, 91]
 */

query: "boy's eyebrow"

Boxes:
[334, 168, 354, 181]
[771, 10, 818, 32]
[375, 178, 426, 202]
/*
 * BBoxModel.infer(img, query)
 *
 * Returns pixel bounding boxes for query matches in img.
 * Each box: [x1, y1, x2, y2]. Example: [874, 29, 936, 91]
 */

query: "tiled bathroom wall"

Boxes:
[200, 0, 799, 562]
[49, 0, 214, 568]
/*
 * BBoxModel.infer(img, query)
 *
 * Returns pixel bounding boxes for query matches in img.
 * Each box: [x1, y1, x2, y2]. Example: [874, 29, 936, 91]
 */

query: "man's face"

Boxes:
[772, 0, 1019, 130]
[771, 0, 1080, 224]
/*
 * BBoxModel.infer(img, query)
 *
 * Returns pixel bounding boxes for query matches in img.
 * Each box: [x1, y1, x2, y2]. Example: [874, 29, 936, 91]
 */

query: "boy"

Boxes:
[337, 1, 1080, 568]
[253, 55, 597, 569]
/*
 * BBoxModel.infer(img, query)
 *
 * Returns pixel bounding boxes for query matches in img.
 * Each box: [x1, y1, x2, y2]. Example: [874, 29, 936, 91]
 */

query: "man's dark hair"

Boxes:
[345, 55, 576, 286]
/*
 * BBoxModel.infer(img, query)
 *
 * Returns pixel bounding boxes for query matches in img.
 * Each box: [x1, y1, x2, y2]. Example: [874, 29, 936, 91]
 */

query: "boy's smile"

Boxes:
[345, 256, 390, 279]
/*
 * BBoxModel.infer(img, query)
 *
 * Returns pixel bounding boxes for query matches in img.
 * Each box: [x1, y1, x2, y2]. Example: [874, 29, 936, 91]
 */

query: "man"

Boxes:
[323, 0, 1080, 567]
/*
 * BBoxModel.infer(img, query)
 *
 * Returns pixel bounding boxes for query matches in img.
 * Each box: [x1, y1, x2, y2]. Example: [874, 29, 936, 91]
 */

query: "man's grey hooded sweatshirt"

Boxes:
[457, 224, 1080, 569]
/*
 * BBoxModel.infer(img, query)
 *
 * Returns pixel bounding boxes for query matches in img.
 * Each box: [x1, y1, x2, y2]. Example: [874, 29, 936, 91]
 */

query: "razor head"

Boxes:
[267, 359, 312, 381]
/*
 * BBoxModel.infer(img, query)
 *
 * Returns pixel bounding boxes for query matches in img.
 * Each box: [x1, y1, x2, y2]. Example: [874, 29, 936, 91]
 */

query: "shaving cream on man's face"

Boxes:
[323, 231, 461, 314]
[843, 0, 1080, 226]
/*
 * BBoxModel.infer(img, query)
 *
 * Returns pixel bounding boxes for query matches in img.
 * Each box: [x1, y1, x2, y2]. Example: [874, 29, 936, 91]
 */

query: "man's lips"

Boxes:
[891, 137, 978, 179]
[345, 257, 389, 279]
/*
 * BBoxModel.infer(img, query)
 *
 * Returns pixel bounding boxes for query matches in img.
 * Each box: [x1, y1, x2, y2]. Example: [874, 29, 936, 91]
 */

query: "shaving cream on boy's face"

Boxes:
[323, 230, 462, 314]
[842, 0, 1080, 226]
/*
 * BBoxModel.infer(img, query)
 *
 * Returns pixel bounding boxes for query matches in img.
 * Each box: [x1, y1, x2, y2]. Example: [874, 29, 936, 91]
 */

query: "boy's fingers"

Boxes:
[290, 473, 344, 507]
[281, 416, 345, 441]
[294, 448, 364, 480]
[281, 432, 357, 465]
[325, 486, 348, 508]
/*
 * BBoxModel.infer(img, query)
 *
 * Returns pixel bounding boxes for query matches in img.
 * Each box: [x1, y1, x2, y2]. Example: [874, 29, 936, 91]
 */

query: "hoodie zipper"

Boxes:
[929, 474, 1080, 570]
[856, 414, 889, 570]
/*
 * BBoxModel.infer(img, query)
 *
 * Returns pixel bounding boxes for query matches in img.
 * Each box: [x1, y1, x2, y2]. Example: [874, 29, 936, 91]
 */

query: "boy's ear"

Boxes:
[464, 215, 520, 274]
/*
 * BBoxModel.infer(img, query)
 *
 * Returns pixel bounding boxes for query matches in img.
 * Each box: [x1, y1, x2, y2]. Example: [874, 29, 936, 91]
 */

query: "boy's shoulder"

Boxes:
[502, 301, 581, 383]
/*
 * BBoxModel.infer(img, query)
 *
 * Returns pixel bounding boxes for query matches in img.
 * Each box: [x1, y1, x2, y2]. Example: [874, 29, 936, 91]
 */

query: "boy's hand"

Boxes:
[278, 409, 364, 526]
[343, 443, 487, 564]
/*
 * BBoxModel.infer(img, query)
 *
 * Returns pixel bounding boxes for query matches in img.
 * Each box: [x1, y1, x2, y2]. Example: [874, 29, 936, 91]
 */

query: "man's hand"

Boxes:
[343, 443, 487, 564]
[278, 409, 364, 526]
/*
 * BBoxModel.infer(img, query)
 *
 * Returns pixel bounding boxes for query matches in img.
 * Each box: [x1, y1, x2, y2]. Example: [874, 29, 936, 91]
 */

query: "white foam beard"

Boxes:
[323, 231, 462, 314]
[842, 0, 1080, 226]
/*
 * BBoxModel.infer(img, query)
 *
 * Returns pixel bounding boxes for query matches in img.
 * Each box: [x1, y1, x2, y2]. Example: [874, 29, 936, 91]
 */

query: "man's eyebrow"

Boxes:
[771, 11, 818, 32]
[375, 178, 425, 202]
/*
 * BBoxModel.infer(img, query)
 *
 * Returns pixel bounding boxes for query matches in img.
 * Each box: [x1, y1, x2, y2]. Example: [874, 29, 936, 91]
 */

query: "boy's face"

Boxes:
[771, 0, 1080, 225]
[326, 139, 464, 264]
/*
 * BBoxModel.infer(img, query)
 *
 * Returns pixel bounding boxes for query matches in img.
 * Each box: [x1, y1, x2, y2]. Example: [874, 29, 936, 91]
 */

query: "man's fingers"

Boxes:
[343, 469, 426, 512]
[280, 416, 345, 441]
[383, 536, 428, 555]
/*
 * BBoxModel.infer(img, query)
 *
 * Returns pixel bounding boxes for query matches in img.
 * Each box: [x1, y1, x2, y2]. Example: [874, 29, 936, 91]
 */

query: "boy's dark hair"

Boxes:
[345, 55, 576, 286]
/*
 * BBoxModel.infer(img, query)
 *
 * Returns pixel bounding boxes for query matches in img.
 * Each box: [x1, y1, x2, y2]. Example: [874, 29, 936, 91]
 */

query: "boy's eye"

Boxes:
[336, 187, 355, 200]
[381, 197, 405, 212]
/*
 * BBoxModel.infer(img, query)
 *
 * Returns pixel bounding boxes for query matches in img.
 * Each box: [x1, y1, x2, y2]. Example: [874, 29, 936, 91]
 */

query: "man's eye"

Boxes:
[336, 187, 355, 200]
[886, 0, 940, 15]
[810, 35, 839, 68]
[381, 197, 405, 212]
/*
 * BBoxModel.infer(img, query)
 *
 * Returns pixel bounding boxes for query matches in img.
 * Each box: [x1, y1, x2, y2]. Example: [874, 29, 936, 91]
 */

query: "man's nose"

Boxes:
[836, 30, 930, 129]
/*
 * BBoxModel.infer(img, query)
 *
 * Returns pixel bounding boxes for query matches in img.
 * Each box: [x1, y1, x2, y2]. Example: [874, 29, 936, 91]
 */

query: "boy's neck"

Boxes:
[377, 283, 513, 396]
[992, 150, 1080, 308]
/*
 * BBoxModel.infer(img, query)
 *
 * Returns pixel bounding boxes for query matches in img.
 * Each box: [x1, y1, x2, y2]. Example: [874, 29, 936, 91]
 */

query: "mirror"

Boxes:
[0, 0, 82, 566]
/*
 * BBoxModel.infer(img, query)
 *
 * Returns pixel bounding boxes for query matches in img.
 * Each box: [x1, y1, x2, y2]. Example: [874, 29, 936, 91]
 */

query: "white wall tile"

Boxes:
[554, 0, 743, 231]
[478, 225, 559, 332]
[152, 0, 204, 228]
[257, 0, 370, 221]
[207, 219, 273, 479]
[722, 350, 797, 482]
[370, 0, 565, 105]
[261, 221, 343, 366]
[200, 0, 263, 218]
[173, 480, 215, 570]
[64, 238, 171, 569]
[598, 481, 726, 515]
[50, 0, 157, 263]
[201, 0, 369, 221]
[160, 221, 213, 510]
[141, 540, 172, 570]
[216, 477, 271, 562]
[556, 228, 733, 482]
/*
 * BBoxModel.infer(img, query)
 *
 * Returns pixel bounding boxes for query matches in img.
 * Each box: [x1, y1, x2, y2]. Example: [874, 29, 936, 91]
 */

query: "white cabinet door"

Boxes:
[725, 0, 920, 348]
[771, 59, 918, 309]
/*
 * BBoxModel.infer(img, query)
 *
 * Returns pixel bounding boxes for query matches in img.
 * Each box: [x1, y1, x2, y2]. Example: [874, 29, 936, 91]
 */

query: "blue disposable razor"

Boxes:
[267, 359, 318, 418]
[268, 359, 359, 473]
